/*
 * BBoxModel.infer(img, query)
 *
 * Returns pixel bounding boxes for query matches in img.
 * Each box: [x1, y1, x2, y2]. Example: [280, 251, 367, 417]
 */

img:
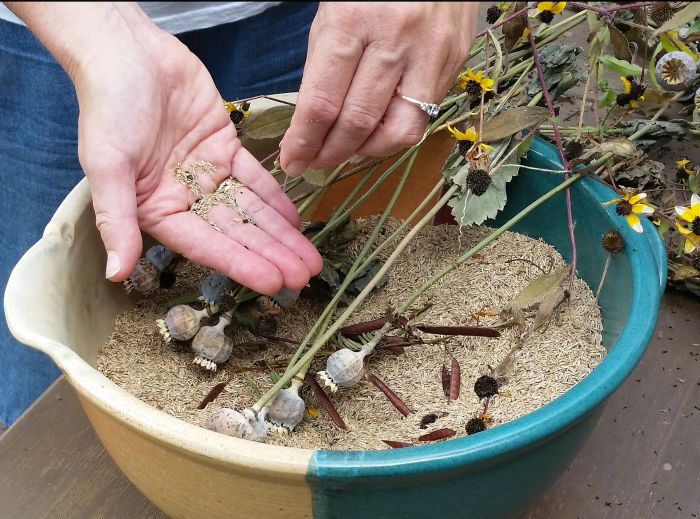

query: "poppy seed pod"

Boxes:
[655, 51, 697, 91]
[191, 313, 233, 371]
[156, 304, 210, 343]
[145, 245, 174, 272]
[207, 407, 268, 442]
[123, 258, 159, 294]
[200, 273, 232, 305]
[266, 378, 306, 433]
[317, 345, 373, 392]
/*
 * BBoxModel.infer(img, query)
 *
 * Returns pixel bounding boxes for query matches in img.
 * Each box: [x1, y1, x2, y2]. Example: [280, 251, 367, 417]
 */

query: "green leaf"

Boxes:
[303, 168, 326, 187]
[241, 105, 295, 140]
[598, 55, 642, 77]
[654, 2, 700, 35]
[682, 17, 700, 37]
[656, 220, 670, 238]
[598, 89, 616, 108]
[347, 260, 388, 295]
[244, 375, 262, 399]
[480, 106, 550, 142]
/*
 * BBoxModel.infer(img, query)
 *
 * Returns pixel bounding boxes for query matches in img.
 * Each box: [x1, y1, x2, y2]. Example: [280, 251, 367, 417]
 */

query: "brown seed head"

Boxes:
[602, 230, 624, 254]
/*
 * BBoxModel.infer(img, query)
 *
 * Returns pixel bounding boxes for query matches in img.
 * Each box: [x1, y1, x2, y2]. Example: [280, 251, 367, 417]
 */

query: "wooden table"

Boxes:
[1, 288, 699, 519]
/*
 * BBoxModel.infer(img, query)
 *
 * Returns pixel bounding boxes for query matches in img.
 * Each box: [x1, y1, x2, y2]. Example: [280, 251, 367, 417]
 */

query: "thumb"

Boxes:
[85, 159, 143, 282]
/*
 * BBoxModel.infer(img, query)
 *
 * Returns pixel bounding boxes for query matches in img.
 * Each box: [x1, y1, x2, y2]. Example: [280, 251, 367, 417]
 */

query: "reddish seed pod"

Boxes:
[449, 357, 461, 401]
[441, 364, 451, 398]
[367, 372, 412, 417]
[304, 373, 347, 430]
[338, 318, 386, 338]
[418, 428, 456, 442]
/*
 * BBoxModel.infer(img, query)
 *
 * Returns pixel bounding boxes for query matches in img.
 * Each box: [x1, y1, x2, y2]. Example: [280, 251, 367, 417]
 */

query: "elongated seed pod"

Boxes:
[417, 428, 456, 442]
[416, 325, 500, 337]
[449, 357, 461, 401]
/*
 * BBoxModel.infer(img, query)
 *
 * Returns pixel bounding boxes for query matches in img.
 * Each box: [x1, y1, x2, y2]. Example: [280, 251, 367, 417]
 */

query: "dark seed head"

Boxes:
[467, 169, 492, 196]
[630, 81, 646, 100]
[230, 110, 245, 124]
[465, 80, 483, 98]
[537, 10, 555, 24]
[616, 93, 632, 107]
[692, 217, 700, 236]
[691, 253, 700, 271]
[602, 230, 624, 254]
[420, 413, 438, 429]
[616, 200, 632, 216]
[458, 139, 471, 156]
[486, 5, 502, 24]
[466, 417, 487, 435]
[158, 271, 177, 289]
[649, 2, 675, 26]
[564, 140, 584, 161]
[474, 375, 499, 399]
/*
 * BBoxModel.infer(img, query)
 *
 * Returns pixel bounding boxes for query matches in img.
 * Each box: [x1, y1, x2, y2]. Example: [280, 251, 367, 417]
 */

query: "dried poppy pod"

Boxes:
[123, 258, 159, 294]
[200, 273, 232, 306]
[266, 377, 306, 434]
[191, 313, 234, 371]
[207, 407, 268, 442]
[655, 51, 698, 92]
[145, 245, 174, 272]
[271, 287, 301, 310]
[317, 345, 373, 393]
[156, 304, 211, 343]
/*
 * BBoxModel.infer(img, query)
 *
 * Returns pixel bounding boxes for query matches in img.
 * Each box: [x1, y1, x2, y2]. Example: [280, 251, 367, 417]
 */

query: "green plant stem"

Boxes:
[283, 151, 419, 375]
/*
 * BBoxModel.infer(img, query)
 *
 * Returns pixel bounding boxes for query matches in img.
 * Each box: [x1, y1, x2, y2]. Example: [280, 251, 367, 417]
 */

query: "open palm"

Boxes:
[74, 31, 321, 295]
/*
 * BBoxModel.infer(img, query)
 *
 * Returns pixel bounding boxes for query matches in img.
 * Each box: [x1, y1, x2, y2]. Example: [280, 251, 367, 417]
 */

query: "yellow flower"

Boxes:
[222, 100, 250, 122]
[537, 2, 567, 14]
[675, 193, 700, 254]
[457, 68, 495, 95]
[522, 27, 530, 40]
[603, 191, 654, 233]
[447, 124, 494, 153]
[676, 158, 693, 175]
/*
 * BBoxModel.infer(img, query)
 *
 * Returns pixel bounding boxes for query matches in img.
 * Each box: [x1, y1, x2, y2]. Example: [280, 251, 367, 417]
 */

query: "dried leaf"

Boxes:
[418, 428, 456, 442]
[533, 285, 568, 331]
[303, 168, 326, 187]
[367, 372, 412, 417]
[608, 24, 632, 62]
[672, 265, 700, 281]
[416, 325, 500, 337]
[503, 1, 528, 52]
[242, 105, 295, 140]
[654, 3, 700, 35]
[197, 380, 230, 409]
[383, 440, 415, 449]
[480, 107, 550, 142]
[598, 138, 637, 157]
[304, 373, 347, 430]
[449, 358, 461, 402]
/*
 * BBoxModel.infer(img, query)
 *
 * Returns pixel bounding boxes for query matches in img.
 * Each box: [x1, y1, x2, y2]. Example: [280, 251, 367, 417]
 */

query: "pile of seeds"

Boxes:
[97, 217, 605, 451]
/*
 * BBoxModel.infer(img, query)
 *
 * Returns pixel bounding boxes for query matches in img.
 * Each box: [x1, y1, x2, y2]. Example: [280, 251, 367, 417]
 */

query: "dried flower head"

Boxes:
[466, 417, 487, 435]
[474, 375, 499, 399]
[564, 140, 584, 161]
[467, 168, 492, 196]
[486, 5, 502, 24]
[602, 230, 624, 254]
[420, 413, 438, 429]
[649, 2, 674, 26]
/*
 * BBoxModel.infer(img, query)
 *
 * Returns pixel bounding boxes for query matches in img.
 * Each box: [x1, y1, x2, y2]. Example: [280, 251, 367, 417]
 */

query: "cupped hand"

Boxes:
[279, 2, 479, 176]
[73, 13, 322, 295]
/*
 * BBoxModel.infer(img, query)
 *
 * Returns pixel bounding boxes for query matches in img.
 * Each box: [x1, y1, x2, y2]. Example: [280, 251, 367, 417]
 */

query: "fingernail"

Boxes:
[105, 250, 121, 279]
[284, 160, 308, 177]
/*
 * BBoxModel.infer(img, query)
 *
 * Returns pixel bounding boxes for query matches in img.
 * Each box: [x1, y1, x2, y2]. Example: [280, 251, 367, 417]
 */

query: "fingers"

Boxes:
[278, 23, 363, 177]
[309, 44, 403, 169]
[152, 212, 285, 295]
[85, 156, 143, 282]
[231, 147, 301, 228]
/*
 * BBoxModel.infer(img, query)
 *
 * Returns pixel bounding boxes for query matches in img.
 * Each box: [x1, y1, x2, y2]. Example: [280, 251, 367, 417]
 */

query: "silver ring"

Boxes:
[397, 94, 440, 118]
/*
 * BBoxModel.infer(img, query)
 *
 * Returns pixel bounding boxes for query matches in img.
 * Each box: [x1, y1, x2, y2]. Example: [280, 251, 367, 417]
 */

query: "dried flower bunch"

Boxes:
[120, 1, 700, 445]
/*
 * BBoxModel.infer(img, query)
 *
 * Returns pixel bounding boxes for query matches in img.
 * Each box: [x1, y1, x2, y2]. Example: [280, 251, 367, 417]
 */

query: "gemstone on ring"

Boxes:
[398, 94, 440, 118]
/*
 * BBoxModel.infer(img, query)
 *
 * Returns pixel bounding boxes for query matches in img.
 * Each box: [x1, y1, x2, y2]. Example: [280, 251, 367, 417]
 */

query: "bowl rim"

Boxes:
[4, 134, 663, 478]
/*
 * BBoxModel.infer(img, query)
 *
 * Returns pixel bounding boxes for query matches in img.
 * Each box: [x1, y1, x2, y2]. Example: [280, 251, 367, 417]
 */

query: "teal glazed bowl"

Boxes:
[5, 131, 664, 519]
[306, 139, 665, 518]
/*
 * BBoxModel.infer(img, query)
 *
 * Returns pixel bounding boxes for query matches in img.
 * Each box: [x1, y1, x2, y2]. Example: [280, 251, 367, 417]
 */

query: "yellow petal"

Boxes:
[692, 193, 700, 213]
[603, 199, 621, 206]
[626, 214, 643, 233]
[480, 77, 495, 91]
[629, 192, 647, 204]
[676, 223, 692, 235]
[629, 99, 638, 108]
[538, 2, 555, 12]
[307, 407, 319, 418]
[463, 126, 478, 141]
[467, 68, 480, 82]
[551, 2, 567, 14]
[676, 159, 690, 167]
[676, 206, 695, 222]
[522, 27, 530, 39]
[684, 237, 697, 254]
[632, 203, 654, 215]
[620, 76, 632, 93]
[479, 143, 495, 151]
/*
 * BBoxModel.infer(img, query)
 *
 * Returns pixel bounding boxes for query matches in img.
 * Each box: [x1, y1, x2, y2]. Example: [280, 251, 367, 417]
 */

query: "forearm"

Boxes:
[3, 2, 156, 81]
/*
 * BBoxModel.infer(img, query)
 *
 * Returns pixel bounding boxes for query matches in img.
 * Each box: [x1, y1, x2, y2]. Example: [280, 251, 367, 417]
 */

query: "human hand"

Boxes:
[278, 2, 479, 176]
[59, 5, 322, 294]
